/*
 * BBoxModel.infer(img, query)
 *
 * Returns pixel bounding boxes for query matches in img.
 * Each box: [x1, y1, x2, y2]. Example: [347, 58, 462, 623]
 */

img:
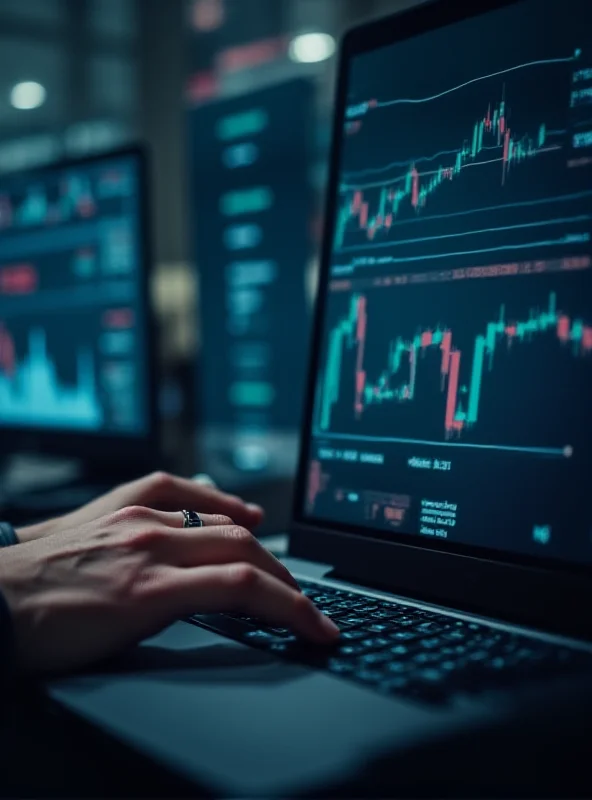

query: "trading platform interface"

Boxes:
[0, 154, 148, 436]
[304, 0, 592, 566]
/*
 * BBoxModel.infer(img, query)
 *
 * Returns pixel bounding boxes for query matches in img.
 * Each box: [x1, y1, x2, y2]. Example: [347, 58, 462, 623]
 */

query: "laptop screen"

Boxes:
[301, 0, 592, 568]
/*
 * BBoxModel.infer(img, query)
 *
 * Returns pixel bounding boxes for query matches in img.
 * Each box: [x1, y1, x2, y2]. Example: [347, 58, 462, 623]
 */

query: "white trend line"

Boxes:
[374, 56, 574, 108]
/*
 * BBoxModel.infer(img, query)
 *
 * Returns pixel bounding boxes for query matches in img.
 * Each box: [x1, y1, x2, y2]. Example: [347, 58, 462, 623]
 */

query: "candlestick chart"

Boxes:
[315, 277, 592, 453]
[333, 44, 592, 277]
[336, 89, 563, 250]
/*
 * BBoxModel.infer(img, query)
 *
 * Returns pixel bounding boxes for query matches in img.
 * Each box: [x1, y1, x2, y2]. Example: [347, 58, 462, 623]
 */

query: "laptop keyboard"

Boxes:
[189, 579, 592, 706]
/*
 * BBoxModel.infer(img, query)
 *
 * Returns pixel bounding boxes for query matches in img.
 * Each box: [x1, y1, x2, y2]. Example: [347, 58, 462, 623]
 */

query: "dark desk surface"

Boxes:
[1, 683, 200, 798]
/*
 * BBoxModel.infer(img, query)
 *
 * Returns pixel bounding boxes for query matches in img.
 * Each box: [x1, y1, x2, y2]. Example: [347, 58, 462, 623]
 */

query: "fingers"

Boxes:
[192, 473, 217, 487]
[165, 525, 300, 590]
[139, 509, 236, 529]
[134, 472, 264, 529]
[112, 507, 300, 591]
[165, 564, 340, 643]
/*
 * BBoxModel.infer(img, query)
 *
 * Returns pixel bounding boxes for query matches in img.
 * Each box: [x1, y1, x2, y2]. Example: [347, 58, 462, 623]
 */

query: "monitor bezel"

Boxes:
[291, 0, 592, 639]
[0, 145, 160, 471]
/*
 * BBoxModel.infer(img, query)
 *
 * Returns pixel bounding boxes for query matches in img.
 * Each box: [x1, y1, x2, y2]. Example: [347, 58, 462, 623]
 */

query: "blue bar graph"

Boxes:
[0, 328, 103, 430]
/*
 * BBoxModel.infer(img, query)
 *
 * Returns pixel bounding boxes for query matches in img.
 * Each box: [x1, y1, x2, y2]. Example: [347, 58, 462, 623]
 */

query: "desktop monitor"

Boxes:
[188, 79, 314, 486]
[0, 146, 157, 468]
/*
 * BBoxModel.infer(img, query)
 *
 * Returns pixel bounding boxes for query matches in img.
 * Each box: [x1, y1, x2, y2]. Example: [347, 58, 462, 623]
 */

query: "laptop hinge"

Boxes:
[290, 525, 592, 642]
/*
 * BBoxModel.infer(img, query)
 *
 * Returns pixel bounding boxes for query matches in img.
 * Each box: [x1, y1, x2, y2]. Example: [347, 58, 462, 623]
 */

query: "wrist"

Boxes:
[16, 519, 56, 544]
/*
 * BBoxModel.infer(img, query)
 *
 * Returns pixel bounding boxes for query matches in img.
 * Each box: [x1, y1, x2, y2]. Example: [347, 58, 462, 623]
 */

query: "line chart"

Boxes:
[346, 236, 590, 267]
[336, 215, 591, 254]
[315, 431, 566, 457]
[346, 54, 576, 117]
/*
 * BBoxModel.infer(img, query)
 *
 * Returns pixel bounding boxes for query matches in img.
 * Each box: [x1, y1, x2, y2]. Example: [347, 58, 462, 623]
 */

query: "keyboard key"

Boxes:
[366, 622, 392, 634]
[487, 656, 510, 671]
[413, 652, 442, 665]
[325, 607, 352, 619]
[359, 637, 391, 650]
[419, 637, 445, 649]
[416, 621, 453, 635]
[467, 649, 491, 663]
[385, 661, 413, 675]
[416, 668, 446, 684]
[390, 644, 413, 657]
[338, 616, 367, 628]
[360, 651, 392, 666]
[348, 601, 378, 611]
[338, 643, 369, 657]
[370, 609, 401, 620]
[339, 629, 367, 641]
[442, 629, 468, 642]
[390, 630, 418, 642]
[413, 610, 439, 620]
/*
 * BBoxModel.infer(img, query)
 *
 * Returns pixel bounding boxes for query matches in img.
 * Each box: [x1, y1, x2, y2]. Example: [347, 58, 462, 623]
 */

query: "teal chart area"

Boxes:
[304, 0, 592, 566]
[0, 324, 101, 429]
[0, 155, 147, 436]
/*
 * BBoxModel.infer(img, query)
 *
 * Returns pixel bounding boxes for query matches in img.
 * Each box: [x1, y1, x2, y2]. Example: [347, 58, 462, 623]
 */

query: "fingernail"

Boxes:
[317, 611, 340, 639]
[193, 473, 216, 487]
[247, 503, 264, 514]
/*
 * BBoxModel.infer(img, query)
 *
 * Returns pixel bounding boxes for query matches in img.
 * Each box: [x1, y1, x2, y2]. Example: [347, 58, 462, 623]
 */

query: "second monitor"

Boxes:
[0, 146, 156, 465]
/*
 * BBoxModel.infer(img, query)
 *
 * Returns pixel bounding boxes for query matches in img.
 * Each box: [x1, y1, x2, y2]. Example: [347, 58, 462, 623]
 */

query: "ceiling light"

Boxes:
[289, 32, 336, 64]
[10, 81, 46, 110]
[192, 0, 225, 32]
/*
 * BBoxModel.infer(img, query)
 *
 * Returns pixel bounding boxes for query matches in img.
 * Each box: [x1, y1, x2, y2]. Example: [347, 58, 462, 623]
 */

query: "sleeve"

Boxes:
[0, 523, 17, 671]
[0, 523, 18, 548]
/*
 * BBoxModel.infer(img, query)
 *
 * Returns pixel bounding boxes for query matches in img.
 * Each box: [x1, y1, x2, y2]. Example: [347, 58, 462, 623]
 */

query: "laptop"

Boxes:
[50, 0, 592, 795]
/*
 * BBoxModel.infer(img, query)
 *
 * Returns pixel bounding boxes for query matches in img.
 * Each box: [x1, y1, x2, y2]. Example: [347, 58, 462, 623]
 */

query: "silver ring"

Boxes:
[182, 510, 203, 528]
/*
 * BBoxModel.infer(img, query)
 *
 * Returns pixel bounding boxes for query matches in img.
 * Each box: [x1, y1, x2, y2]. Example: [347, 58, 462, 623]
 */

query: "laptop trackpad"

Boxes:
[49, 620, 482, 796]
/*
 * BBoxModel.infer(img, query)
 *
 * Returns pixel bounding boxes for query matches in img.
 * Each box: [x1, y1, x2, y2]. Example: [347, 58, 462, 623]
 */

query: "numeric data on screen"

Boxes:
[305, 0, 592, 566]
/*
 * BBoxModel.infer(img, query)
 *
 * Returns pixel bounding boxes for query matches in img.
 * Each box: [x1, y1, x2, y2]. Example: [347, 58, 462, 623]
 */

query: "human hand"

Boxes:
[17, 471, 263, 543]
[0, 506, 339, 674]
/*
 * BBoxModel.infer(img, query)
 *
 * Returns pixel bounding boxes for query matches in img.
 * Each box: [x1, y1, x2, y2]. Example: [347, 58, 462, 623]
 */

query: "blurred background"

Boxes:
[0, 0, 416, 532]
